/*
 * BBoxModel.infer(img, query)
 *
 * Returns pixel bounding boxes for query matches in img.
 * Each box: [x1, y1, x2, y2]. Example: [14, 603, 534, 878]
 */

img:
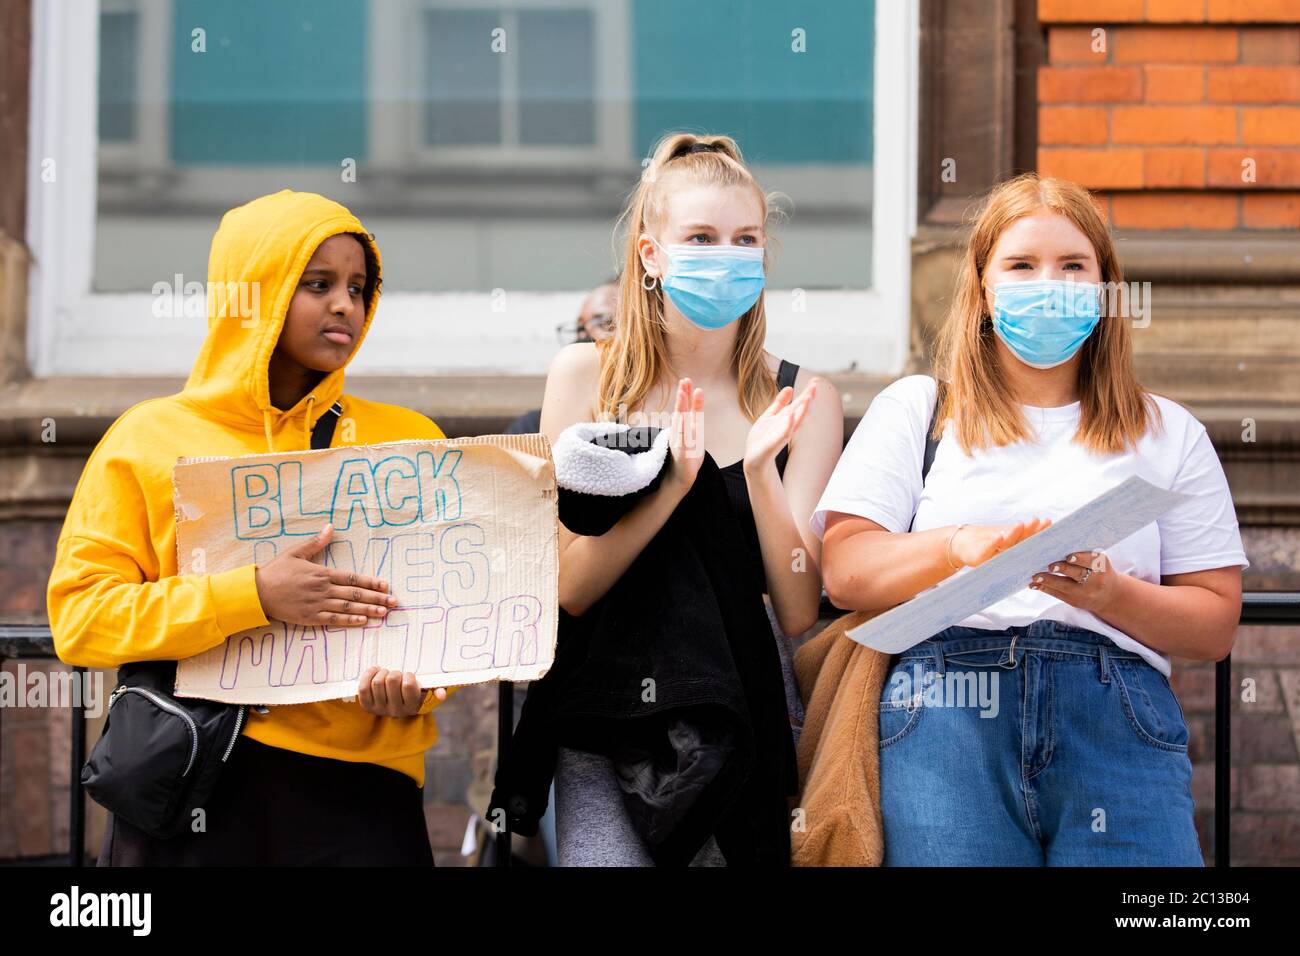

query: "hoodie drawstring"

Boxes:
[261, 394, 317, 453]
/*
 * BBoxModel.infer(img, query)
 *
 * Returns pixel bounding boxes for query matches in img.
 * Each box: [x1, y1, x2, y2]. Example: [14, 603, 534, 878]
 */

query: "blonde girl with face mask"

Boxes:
[528, 133, 844, 865]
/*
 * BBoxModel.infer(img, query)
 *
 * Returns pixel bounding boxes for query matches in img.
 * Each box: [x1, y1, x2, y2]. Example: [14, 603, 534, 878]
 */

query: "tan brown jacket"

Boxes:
[791, 610, 891, 867]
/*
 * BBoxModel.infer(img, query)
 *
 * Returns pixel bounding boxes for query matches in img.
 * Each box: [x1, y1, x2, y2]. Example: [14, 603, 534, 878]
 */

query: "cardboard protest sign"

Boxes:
[172, 434, 557, 705]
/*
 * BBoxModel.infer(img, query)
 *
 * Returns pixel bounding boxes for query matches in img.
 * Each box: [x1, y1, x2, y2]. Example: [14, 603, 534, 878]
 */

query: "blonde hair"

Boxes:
[932, 172, 1160, 455]
[598, 132, 778, 421]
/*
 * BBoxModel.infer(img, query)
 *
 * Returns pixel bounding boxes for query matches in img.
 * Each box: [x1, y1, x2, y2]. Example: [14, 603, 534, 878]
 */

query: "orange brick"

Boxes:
[1039, 0, 1144, 22]
[1243, 106, 1300, 143]
[1147, 0, 1208, 22]
[1112, 105, 1238, 143]
[1113, 26, 1239, 62]
[1240, 27, 1300, 62]
[1110, 192, 1239, 228]
[1242, 192, 1300, 227]
[1048, 26, 1111, 63]
[1207, 66, 1300, 102]
[1207, 0, 1300, 22]
[1208, 147, 1300, 185]
[1039, 106, 1110, 144]
[1039, 66, 1144, 102]
[1038, 147, 1145, 187]
[1144, 148, 1208, 186]
[1145, 64, 1207, 101]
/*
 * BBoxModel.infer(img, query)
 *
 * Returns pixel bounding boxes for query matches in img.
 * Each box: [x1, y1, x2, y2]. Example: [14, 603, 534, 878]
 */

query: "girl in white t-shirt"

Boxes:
[814, 173, 1248, 866]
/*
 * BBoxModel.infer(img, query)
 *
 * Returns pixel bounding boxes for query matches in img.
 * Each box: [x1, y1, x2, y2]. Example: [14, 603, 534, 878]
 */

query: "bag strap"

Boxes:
[311, 401, 344, 451]
[907, 379, 943, 533]
[920, 382, 942, 485]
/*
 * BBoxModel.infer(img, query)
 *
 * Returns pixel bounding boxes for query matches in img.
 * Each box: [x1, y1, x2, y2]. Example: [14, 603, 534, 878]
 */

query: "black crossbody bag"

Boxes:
[80, 402, 342, 838]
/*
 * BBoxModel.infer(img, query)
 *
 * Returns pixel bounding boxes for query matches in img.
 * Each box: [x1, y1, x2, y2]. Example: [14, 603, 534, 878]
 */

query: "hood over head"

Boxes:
[181, 189, 381, 452]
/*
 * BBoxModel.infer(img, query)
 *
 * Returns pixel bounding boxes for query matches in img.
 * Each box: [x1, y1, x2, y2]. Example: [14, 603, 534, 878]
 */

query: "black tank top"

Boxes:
[718, 359, 799, 593]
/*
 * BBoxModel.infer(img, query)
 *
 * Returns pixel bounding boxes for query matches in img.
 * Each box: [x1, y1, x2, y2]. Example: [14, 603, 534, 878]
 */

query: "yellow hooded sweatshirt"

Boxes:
[48, 190, 447, 786]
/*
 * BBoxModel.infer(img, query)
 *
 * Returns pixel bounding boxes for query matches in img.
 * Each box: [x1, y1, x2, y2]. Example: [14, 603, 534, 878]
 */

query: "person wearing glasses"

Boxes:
[507, 280, 620, 435]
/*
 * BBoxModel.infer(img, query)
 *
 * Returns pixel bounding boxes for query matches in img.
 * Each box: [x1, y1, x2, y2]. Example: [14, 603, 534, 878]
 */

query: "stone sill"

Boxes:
[2, 373, 1298, 448]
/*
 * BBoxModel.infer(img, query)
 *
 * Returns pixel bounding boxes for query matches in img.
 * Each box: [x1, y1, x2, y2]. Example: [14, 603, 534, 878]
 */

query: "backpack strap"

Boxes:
[920, 384, 942, 485]
[311, 401, 344, 451]
[908, 379, 943, 533]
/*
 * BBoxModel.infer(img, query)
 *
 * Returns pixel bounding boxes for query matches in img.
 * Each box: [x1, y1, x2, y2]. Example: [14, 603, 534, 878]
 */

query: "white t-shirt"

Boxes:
[812, 375, 1249, 675]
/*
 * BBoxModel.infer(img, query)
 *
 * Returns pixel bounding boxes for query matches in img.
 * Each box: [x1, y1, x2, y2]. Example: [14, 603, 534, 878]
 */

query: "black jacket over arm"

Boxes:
[489, 422, 797, 866]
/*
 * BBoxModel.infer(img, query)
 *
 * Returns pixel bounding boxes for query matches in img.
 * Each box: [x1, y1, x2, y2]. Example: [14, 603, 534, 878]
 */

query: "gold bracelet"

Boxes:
[946, 524, 967, 570]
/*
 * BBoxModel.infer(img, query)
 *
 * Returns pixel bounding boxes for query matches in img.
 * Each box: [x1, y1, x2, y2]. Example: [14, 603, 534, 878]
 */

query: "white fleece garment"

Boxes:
[553, 421, 671, 496]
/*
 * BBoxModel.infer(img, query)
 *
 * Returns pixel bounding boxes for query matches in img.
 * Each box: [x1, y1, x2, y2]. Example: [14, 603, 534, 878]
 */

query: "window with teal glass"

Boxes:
[170, 0, 368, 164]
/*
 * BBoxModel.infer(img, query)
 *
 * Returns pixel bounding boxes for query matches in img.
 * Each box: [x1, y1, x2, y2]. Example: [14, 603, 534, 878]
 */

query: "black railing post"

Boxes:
[496, 680, 513, 867]
[1214, 654, 1230, 868]
[69, 665, 87, 867]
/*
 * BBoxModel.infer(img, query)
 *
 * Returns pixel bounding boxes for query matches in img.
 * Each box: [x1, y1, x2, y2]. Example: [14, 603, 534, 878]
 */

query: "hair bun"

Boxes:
[667, 139, 723, 162]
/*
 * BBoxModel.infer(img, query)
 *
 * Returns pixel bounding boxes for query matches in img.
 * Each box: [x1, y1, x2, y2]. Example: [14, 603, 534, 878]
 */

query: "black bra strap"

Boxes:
[774, 360, 799, 478]
[776, 359, 799, 392]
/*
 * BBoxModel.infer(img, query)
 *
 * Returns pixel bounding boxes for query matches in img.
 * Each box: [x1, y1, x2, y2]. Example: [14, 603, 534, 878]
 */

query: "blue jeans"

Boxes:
[879, 622, 1203, 866]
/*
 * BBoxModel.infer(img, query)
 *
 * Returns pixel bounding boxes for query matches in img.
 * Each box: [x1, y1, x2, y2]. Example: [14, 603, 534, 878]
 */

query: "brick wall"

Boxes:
[1038, 0, 1300, 229]
[1174, 629, 1300, 866]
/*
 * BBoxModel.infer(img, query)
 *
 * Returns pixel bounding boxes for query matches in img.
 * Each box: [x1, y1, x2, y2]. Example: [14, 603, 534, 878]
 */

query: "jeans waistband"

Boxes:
[896, 621, 1144, 663]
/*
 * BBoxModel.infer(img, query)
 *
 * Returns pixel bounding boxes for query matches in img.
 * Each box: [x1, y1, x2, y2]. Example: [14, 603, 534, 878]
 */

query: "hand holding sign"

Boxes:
[253, 522, 398, 627]
[357, 666, 447, 717]
[174, 434, 558, 705]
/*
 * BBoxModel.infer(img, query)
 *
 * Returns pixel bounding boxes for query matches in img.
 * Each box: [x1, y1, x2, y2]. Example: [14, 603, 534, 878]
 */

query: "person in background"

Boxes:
[505, 279, 619, 435]
[562, 279, 618, 345]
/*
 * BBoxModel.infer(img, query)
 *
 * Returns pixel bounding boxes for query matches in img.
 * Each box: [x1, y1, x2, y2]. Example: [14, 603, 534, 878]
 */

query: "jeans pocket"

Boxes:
[1109, 658, 1190, 752]
[878, 699, 924, 749]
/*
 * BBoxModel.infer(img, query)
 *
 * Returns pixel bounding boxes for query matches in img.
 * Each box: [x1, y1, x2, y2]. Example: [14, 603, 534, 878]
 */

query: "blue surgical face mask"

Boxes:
[991, 278, 1102, 369]
[655, 241, 766, 330]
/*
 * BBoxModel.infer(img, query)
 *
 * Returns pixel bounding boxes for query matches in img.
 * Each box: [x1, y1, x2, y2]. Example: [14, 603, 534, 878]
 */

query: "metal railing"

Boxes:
[4, 591, 1298, 867]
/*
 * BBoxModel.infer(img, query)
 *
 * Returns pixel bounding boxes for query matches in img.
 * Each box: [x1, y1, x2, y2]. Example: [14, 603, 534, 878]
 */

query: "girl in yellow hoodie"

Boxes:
[48, 190, 450, 865]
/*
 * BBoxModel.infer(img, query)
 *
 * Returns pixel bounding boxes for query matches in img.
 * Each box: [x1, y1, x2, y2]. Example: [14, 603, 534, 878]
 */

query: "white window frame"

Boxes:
[27, 0, 918, 378]
[95, 0, 170, 173]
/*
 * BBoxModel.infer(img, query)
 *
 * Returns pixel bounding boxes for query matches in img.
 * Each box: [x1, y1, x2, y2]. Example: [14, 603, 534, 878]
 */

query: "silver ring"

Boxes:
[1080, 568, 1092, 584]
